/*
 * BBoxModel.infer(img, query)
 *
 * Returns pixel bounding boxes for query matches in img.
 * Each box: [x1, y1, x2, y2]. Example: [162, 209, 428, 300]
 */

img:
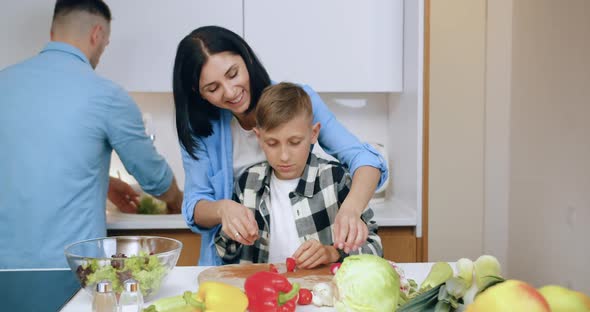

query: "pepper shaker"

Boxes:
[118, 279, 143, 312]
[92, 280, 117, 312]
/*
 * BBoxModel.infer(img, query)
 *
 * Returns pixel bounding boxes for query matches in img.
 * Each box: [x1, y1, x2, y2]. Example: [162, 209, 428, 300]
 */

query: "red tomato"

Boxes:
[297, 288, 313, 305]
[286, 257, 296, 272]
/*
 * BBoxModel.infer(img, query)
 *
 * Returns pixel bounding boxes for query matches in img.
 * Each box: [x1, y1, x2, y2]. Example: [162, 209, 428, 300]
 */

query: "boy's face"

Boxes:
[254, 114, 320, 180]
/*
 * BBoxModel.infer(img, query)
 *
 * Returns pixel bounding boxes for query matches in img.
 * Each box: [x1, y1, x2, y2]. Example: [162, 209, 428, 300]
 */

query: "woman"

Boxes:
[173, 26, 388, 266]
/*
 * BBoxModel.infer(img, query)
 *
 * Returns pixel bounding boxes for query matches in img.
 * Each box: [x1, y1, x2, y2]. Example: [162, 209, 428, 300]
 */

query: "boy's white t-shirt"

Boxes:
[268, 171, 301, 263]
[231, 117, 266, 178]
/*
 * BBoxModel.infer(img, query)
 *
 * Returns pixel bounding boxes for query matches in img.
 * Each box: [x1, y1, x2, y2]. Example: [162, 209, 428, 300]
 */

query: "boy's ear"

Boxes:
[311, 122, 321, 144]
[253, 127, 261, 139]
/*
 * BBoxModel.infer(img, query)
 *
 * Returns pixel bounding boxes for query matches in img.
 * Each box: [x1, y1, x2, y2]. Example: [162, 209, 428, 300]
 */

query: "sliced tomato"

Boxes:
[286, 257, 296, 272]
[297, 288, 313, 305]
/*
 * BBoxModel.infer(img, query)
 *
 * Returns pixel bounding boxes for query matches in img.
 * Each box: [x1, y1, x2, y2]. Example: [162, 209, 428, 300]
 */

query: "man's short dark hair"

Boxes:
[53, 0, 111, 22]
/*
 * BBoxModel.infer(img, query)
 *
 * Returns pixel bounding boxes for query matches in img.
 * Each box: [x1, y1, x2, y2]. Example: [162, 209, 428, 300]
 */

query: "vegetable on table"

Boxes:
[419, 262, 454, 292]
[333, 254, 400, 312]
[189, 282, 248, 312]
[329, 263, 341, 275]
[389, 261, 417, 298]
[269, 263, 279, 273]
[142, 282, 247, 312]
[311, 283, 335, 307]
[286, 257, 296, 272]
[474, 255, 502, 290]
[463, 255, 504, 305]
[398, 255, 504, 312]
[297, 288, 313, 305]
[455, 258, 474, 285]
[142, 292, 197, 312]
[244, 271, 300, 312]
[399, 261, 468, 312]
[397, 284, 443, 312]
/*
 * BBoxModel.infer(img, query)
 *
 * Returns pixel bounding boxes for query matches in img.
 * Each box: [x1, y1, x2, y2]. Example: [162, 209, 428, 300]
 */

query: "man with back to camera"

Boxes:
[0, 0, 183, 268]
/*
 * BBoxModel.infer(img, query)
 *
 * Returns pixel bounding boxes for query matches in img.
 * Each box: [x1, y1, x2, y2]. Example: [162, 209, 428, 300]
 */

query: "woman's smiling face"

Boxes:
[198, 51, 251, 117]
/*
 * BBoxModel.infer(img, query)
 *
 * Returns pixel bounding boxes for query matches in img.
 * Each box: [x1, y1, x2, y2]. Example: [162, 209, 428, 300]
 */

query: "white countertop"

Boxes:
[61, 262, 437, 312]
[106, 198, 417, 230]
[106, 209, 189, 230]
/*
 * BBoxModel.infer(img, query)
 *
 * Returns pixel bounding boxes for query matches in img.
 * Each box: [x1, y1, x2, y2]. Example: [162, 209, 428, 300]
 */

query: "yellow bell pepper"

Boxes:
[185, 281, 248, 312]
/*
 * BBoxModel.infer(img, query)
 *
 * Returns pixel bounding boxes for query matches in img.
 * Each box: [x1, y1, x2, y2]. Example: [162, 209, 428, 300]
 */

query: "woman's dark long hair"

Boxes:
[173, 26, 271, 160]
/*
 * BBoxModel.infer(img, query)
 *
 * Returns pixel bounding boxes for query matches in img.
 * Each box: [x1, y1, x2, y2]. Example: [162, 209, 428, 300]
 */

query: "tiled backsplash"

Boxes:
[110, 92, 391, 191]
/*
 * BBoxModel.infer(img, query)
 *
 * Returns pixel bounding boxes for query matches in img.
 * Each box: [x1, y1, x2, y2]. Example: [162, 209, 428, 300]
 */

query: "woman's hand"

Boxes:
[107, 177, 140, 213]
[333, 166, 380, 253]
[219, 200, 259, 245]
[292, 239, 340, 269]
[333, 206, 368, 253]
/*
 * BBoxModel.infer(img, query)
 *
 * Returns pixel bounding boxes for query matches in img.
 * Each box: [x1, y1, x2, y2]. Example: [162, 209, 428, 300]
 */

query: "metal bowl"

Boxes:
[64, 236, 182, 299]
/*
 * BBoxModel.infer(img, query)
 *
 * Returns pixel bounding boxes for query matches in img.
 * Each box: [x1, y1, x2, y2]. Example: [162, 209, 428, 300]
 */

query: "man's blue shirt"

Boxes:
[0, 42, 173, 268]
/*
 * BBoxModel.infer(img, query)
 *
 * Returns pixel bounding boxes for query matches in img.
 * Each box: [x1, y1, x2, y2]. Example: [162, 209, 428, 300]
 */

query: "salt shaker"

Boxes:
[118, 279, 143, 312]
[92, 280, 117, 312]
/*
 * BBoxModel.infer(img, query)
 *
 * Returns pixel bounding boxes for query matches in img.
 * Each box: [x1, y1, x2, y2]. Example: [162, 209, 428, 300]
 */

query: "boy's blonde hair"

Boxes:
[255, 82, 313, 131]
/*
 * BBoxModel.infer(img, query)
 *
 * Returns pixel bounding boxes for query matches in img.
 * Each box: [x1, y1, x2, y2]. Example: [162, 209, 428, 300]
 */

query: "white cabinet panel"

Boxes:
[0, 1, 53, 70]
[0, 1, 243, 92]
[97, 0, 243, 92]
[244, 0, 403, 92]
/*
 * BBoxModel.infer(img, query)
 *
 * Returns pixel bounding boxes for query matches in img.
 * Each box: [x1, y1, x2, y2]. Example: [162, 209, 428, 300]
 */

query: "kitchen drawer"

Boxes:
[108, 226, 419, 265]
[379, 227, 418, 263]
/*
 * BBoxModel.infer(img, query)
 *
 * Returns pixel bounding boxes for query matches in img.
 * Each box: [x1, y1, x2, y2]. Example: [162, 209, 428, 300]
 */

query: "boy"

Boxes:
[215, 82, 383, 268]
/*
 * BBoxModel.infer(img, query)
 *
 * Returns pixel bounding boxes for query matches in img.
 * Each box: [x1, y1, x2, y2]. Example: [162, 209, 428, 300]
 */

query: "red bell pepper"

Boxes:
[269, 263, 279, 273]
[244, 271, 300, 312]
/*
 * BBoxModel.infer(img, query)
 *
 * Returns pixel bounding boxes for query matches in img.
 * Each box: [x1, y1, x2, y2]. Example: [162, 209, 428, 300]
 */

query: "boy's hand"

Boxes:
[219, 200, 259, 245]
[292, 239, 340, 269]
[333, 207, 368, 253]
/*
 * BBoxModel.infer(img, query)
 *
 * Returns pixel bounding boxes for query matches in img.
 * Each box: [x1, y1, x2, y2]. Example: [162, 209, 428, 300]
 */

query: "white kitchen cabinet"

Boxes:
[243, 0, 404, 92]
[1, 1, 403, 93]
[97, 0, 243, 92]
[0, 1, 243, 92]
[0, 1, 54, 70]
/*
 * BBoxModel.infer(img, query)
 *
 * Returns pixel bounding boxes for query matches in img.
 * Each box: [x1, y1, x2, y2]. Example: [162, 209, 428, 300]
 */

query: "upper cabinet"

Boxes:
[243, 0, 404, 93]
[97, 0, 243, 92]
[0, 1, 54, 70]
[1, 1, 403, 93]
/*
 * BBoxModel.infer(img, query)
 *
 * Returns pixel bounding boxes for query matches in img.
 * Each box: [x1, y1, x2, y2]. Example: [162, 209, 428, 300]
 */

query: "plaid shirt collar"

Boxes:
[253, 151, 321, 198]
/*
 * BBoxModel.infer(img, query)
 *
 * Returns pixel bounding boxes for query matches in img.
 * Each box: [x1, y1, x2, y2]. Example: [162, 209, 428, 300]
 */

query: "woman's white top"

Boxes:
[231, 117, 267, 179]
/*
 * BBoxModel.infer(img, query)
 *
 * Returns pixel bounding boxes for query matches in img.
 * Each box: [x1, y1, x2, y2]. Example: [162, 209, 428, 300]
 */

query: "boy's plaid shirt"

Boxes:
[214, 152, 383, 264]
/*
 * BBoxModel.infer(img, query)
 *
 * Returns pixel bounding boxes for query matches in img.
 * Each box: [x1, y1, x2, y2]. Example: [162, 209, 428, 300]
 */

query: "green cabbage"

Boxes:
[138, 195, 167, 214]
[333, 254, 400, 312]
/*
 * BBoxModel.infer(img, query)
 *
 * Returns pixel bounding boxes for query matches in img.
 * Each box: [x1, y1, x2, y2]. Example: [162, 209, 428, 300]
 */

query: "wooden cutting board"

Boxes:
[198, 263, 334, 290]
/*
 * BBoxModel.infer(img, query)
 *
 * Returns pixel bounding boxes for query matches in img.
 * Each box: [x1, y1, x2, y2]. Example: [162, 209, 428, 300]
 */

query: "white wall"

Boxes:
[483, 0, 512, 271]
[508, 0, 590, 293]
[431, 0, 590, 293]
[428, 0, 487, 261]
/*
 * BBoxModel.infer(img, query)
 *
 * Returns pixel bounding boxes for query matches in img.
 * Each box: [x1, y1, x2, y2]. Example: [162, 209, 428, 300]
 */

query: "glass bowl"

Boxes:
[64, 236, 182, 299]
